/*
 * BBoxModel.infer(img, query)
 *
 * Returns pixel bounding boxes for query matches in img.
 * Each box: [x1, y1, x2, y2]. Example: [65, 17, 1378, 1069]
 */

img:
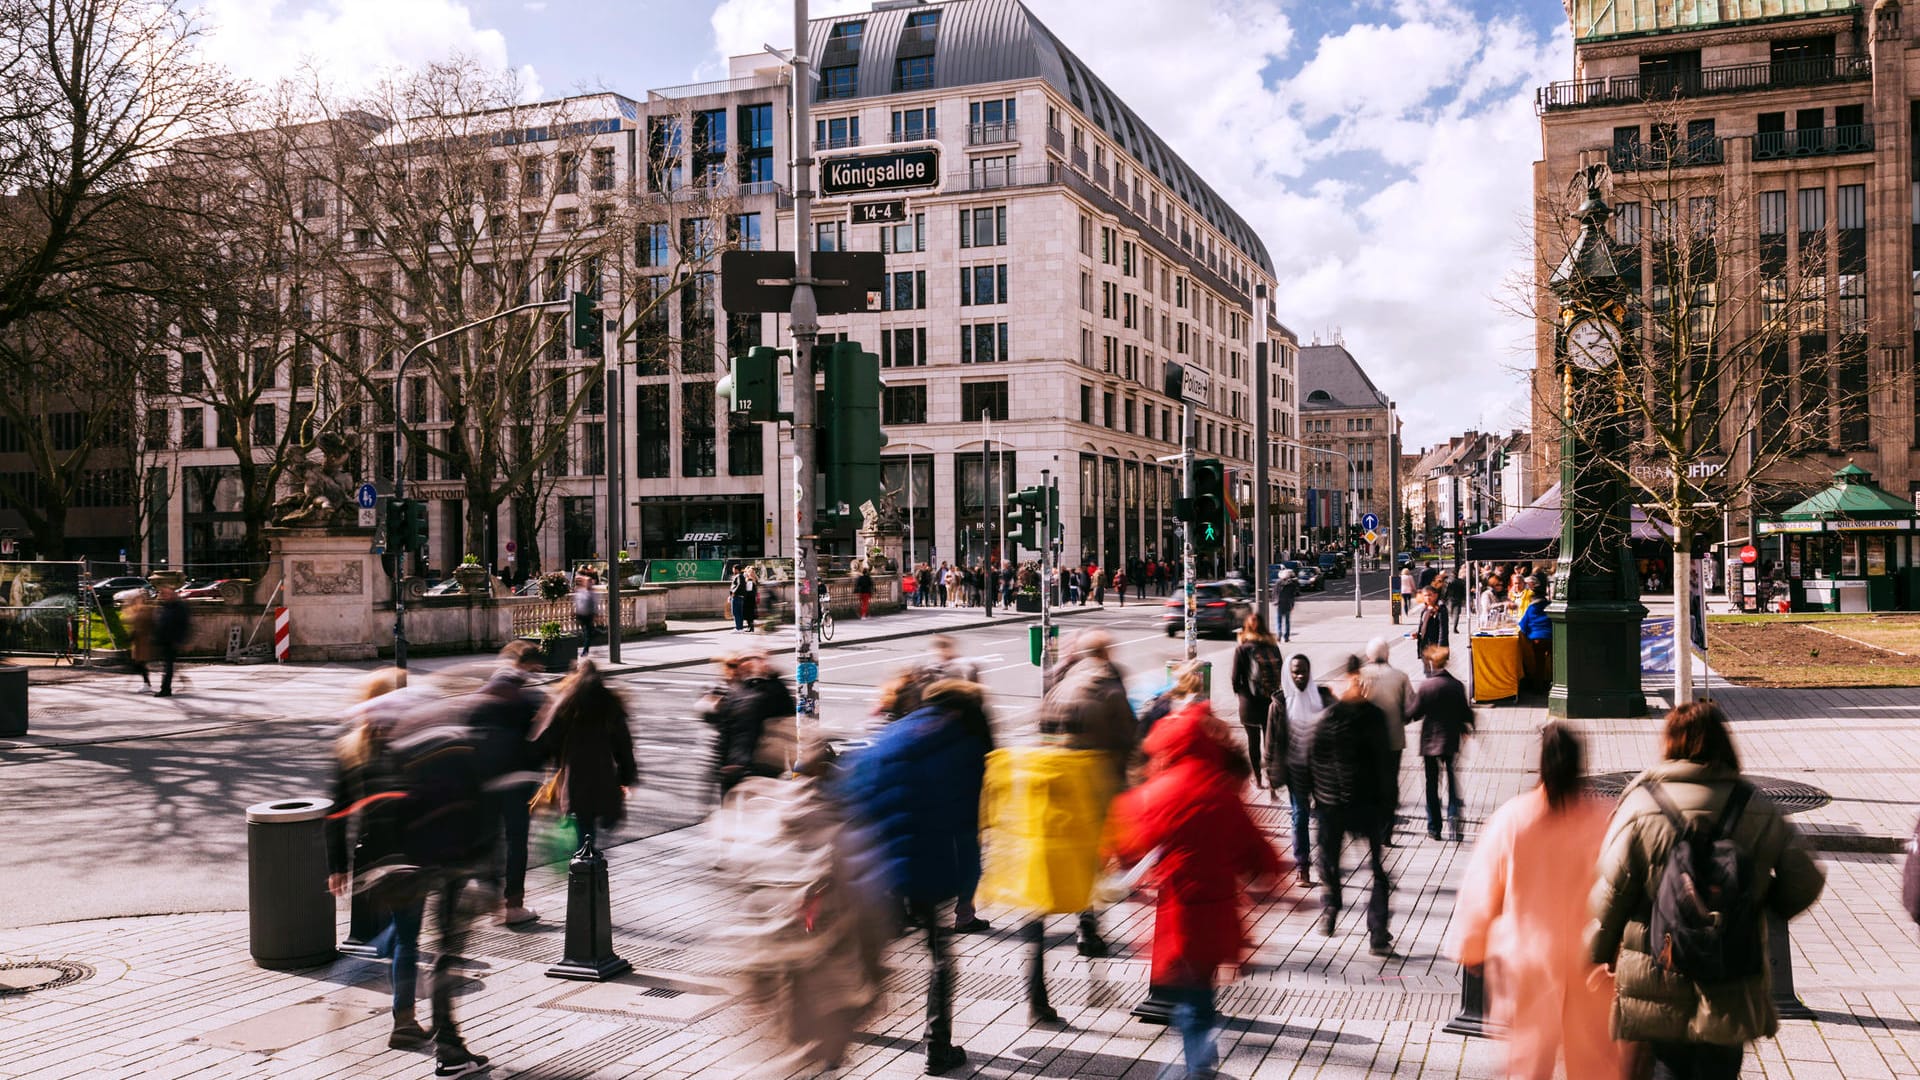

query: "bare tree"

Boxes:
[1533, 105, 1891, 703]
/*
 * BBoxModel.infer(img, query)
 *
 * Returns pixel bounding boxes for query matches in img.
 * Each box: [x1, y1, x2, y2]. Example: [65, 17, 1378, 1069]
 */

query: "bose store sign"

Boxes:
[819, 149, 940, 197]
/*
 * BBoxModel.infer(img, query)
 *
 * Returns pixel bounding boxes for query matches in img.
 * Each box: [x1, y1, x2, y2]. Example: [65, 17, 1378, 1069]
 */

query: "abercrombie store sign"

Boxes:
[819, 149, 940, 197]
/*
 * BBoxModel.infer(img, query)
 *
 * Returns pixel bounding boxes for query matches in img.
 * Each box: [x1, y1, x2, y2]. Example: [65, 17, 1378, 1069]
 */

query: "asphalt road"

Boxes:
[1, 570, 1400, 928]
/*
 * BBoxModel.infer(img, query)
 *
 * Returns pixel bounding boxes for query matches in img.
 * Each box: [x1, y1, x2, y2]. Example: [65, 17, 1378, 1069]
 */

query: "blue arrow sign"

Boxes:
[356, 483, 378, 510]
[1361, 513, 1379, 532]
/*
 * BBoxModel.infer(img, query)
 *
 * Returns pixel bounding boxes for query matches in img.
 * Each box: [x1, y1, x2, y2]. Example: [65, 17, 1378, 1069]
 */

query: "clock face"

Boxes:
[1566, 318, 1620, 371]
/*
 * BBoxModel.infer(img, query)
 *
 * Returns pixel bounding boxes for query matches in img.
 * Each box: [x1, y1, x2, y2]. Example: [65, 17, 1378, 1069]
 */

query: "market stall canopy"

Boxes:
[1761, 464, 1917, 533]
[1463, 483, 1675, 562]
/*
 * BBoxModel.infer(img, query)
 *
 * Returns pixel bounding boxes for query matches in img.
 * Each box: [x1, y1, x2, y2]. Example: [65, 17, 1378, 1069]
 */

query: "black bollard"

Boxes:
[1441, 964, 1502, 1038]
[339, 884, 384, 958]
[1130, 986, 1173, 1025]
[1768, 915, 1813, 1020]
[547, 839, 629, 981]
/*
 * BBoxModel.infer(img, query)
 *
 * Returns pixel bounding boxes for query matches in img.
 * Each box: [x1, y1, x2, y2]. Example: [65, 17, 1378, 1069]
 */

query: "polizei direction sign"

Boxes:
[820, 149, 940, 197]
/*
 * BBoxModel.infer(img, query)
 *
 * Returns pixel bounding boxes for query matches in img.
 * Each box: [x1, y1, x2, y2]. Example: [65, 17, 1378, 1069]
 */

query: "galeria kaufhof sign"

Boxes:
[820, 148, 940, 197]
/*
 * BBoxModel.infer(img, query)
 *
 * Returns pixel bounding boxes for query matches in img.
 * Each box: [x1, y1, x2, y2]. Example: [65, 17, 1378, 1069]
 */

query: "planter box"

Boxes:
[520, 634, 581, 673]
[1014, 593, 1043, 613]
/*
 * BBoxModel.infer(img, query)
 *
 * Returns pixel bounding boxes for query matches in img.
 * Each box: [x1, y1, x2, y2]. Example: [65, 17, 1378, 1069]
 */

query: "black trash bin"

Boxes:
[0, 663, 25, 737]
[246, 797, 337, 969]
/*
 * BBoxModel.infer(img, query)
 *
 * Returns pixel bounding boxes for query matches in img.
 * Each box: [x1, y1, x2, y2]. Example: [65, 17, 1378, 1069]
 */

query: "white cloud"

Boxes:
[192, 0, 542, 99]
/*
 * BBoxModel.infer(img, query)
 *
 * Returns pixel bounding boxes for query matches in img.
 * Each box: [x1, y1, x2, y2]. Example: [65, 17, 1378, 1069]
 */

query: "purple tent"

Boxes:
[1463, 483, 1675, 562]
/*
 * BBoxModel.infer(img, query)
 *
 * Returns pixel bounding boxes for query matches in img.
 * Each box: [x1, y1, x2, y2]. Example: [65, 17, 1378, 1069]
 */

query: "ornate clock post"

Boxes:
[1546, 169, 1647, 719]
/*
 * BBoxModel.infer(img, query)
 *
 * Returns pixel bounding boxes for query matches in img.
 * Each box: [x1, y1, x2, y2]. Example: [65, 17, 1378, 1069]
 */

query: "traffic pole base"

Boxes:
[339, 886, 384, 958]
[1441, 966, 1502, 1039]
[546, 844, 629, 982]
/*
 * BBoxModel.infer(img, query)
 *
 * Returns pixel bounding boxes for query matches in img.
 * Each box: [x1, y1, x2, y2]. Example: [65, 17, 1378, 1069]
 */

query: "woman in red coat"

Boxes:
[1108, 700, 1283, 1077]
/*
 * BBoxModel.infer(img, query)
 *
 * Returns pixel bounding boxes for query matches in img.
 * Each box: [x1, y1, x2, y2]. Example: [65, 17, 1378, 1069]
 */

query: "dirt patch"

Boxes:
[1708, 621, 1920, 688]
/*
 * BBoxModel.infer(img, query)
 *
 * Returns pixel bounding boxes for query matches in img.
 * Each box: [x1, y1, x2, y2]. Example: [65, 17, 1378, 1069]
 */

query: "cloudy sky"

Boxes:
[190, 0, 1574, 448]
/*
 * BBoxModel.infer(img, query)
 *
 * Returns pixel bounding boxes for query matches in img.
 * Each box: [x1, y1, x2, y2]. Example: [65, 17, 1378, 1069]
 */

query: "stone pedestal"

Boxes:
[858, 528, 905, 576]
[266, 527, 389, 662]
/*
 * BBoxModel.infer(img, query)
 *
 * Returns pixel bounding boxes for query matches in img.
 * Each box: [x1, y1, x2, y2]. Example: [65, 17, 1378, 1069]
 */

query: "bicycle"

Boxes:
[815, 599, 835, 642]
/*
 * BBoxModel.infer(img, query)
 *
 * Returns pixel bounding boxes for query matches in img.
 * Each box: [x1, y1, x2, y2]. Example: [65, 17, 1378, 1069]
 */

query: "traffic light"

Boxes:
[406, 498, 429, 554]
[384, 497, 408, 551]
[719, 346, 787, 423]
[1046, 484, 1061, 544]
[1191, 457, 1227, 554]
[384, 497, 430, 553]
[819, 341, 886, 521]
[1007, 487, 1047, 551]
[569, 291, 599, 352]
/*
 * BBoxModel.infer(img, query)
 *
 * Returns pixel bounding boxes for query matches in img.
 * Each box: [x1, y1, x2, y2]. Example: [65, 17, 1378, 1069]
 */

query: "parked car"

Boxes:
[91, 576, 154, 601]
[1396, 551, 1414, 567]
[1317, 552, 1347, 579]
[1282, 560, 1323, 592]
[1162, 581, 1253, 638]
[178, 578, 241, 600]
[424, 579, 465, 596]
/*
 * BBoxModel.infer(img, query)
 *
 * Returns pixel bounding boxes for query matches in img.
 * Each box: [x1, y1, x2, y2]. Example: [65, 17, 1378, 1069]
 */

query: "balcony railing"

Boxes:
[1046, 125, 1065, 154]
[889, 123, 937, 142]
[895, 71, 936, 92]
[1537, 54, 1870, 112]
[1752, 123, 1874, 160]
[1071, 146, 1088, 171]
[817, 132, 862, 150]
[966, 120, 1017, 146]
[1092, 162, 1109, 188]
[953, 162, 1063, 193]
[1607, 136, 1729, 172]
[1114, 178, 1130, 205]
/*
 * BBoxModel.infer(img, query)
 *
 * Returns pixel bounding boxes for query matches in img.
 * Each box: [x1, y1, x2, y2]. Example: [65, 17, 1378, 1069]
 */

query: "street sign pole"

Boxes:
[790, 0, 823, 735]
[1253, 284, 1270, 620]
[1040, 467, 1053, 689]
[1183, 401, 1197, 662]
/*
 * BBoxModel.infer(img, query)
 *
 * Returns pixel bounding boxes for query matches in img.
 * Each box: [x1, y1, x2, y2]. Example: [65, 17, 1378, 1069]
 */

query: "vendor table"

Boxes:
[1471, 632, 1523, 703]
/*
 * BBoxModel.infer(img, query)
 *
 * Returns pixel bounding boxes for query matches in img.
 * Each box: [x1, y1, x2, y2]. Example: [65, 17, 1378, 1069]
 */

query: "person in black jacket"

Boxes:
[533, 659, 637, 853]
[713, 652, 798, 794]
[1311, 655, 1396, 954]
[470, 641, 548, 926]
[1408, 645, 1476, 841]
[152, 585, 190, 696]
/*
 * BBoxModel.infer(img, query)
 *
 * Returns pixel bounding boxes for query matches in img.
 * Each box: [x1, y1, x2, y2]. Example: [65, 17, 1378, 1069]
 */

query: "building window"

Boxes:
[880, 213, 926, 254]
[591, 147, 615, 190]
[891, 106, 935, 141]
[738, 103, 774, 185]
[814, 219, 845, 252]
[692, 108, 727, 186]
[959, 205, 1007, 248]
[966, 155, 1015, 189]
[816, 115, 859, 150]
[881, 326, 927, 368]
[961, 380, 1008, 421]
[1080, 385, 1092, 423]
[895, 56, 934, 92]
[636, 385, 669, 478]
[960, 322, 1009, 364]
[882, 269, 926, 311]
[252, 403, 276, 445]
[820, 65, 857, 100]
[647, 117, 683, 192]
[1102, 392, 1114, 429]
[960, 264, 1008, 306]
[681, 382, 716, 477]
[301, 176, 325, 219]
[729, 212, 763, 251]
[726, 311, 762, 355]
[828, 20, 863, 46]
[882, 384, 927, 424]
[968, 97, 1015, 143]
[728, 411, 762, 476]
[681, 271, 716, 372]
[182, 409, 206, 449]
[557, 152, 579, 194]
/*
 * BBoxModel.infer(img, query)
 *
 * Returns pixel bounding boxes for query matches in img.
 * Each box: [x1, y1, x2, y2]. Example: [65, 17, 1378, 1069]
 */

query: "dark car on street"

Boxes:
[1163, 581, 1254, 638]
[1317, 552, 1347, 579]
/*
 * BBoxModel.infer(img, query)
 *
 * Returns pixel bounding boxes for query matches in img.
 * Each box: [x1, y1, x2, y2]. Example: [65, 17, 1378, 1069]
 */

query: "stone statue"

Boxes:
[272, 432, 357, 527]
[860, 485, 906, 534]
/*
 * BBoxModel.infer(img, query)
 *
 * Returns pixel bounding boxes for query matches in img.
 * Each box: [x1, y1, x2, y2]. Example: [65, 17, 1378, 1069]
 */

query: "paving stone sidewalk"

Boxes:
[5, 675, 1920, 1079]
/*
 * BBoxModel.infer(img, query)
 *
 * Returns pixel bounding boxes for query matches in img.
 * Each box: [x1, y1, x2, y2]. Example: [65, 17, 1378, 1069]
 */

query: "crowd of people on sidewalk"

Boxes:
[315, 603, 1834, 1080]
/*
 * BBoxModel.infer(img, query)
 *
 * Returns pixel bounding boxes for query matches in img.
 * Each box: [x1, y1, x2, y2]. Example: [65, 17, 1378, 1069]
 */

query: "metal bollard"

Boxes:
[547, 839, 630, 981]
[1769, 915, 1814, 1020]
[0, 662, 25, 737]
[246, 798, 337, 969]
[1441, 964, 1502, 1038]
[339, 887, 385, 959]
[1130, 986, 1172, 1025]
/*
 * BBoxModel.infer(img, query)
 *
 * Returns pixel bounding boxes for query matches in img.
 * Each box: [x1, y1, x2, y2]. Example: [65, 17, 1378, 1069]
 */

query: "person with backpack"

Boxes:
[1450, 723, 1624, 1080]
[1591, 701, 1826, 1080]
[1273, 568, 1299, 642]
[710, 652, 798, 796]
[1230, 613, 1285, 790]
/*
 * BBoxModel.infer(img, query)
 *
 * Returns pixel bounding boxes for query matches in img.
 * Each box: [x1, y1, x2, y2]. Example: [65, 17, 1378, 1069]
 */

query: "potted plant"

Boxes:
[454, 554, 491, 594]
[1014, 587, 1042, 613]
[537, 570, 571, 601]
[522, 619, 581, 672]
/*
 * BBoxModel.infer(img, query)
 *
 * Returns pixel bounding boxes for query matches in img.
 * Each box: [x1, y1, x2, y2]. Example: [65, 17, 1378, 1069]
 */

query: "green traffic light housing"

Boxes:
[569, 290, 599, 352]
[1007, 486, 1048, 551]
[820, 341, 887, 521]
[720, 346, 787, 423]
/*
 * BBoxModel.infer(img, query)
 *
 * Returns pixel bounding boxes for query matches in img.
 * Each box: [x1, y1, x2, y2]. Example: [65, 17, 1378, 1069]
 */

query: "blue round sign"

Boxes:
[356, 483, 378, 510]
[1361, 513, 1380, 532]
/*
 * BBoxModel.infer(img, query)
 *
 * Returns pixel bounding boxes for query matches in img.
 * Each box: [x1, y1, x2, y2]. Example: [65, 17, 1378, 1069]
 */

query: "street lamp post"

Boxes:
[1546, 167, 1647, 719]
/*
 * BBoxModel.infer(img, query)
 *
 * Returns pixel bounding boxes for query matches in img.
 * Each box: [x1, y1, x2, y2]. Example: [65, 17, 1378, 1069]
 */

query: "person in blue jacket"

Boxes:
[1517, 581, 1553, 691]
[840, 678, 993, 1076]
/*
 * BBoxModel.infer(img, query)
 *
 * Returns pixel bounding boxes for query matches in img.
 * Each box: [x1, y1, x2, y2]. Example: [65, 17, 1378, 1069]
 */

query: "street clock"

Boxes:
[1565, 316, 1622, 371]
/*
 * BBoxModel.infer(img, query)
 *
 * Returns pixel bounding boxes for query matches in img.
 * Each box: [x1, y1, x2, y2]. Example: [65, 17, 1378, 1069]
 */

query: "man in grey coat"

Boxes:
[1361, 637, 1415, 843]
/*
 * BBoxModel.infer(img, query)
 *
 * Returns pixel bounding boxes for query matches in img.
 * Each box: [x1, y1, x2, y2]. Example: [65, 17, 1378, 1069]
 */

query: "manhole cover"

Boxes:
[0, 960, 94, 995]
[1587, 773, 1831, 815]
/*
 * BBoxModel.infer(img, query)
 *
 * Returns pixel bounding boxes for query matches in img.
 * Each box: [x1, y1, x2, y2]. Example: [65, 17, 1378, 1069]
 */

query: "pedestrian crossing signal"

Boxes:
[1191, 458, 1227, 555]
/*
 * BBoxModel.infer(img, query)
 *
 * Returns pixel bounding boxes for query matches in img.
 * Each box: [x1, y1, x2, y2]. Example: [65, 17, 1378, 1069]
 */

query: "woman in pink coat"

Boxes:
[1448, 723, 1625, 1080]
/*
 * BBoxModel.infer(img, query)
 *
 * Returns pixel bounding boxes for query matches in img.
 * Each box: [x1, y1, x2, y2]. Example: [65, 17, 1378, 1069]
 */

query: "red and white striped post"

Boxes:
[273, 607, 290, 662]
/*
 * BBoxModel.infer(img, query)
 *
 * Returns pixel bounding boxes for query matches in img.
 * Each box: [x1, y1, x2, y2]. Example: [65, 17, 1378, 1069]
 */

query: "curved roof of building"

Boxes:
[1299, 343, 1390, 410]
[805, 0, 1273, 274]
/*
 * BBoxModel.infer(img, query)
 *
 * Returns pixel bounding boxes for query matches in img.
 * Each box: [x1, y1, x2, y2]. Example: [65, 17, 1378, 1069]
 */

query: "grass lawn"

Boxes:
[1705, 613, 1920, 687]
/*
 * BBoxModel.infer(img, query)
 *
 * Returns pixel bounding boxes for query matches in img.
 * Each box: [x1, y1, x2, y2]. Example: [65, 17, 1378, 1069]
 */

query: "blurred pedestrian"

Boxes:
[1362, 637, 1415, 838]
[1312, 655, 1395, 954]
[533, 659, 637, 854]
[1591, 701, 1825, 1080]
[1410, 645, 1475, 841]
[1273, 568, 1299, 642]
[1446, 572, 1468, 634]
[1415, 585, 1449, 669]
[697, 654, 748, 802]
[711, 652, 798, 796]
[1112, 566, 1127, 607]
[1092, 564, 1107, 605]
[1108, 700, 1282, 1079]
[122, 591, 155, 692]
[841, 679, 994, 1076]
[1450, 723, 1624, 1080]
[470, 641, 548, 927]
[1268, 655, 1333, 884]
[728, 563, 752, 632]
[572, 573, 599, 660]
[1036, 629, 1137, 958]
[152, 584, 190, 696]
[1230, 612, 1286, 789]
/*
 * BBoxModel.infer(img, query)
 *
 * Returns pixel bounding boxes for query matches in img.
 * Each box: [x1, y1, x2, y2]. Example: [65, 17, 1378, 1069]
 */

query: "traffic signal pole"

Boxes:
[1252, 284, 1270, 618]
[1183, 403, 1197, 662]
[789, 0, 823, 731]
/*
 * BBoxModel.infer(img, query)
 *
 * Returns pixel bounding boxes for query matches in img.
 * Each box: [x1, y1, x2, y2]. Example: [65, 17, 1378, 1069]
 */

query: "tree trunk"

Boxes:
[1673, 538, 1693, 707]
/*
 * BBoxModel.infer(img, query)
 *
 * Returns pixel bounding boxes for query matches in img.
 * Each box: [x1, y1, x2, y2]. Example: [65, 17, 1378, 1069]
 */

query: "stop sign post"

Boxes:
[1739, 545, 1758, 565]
